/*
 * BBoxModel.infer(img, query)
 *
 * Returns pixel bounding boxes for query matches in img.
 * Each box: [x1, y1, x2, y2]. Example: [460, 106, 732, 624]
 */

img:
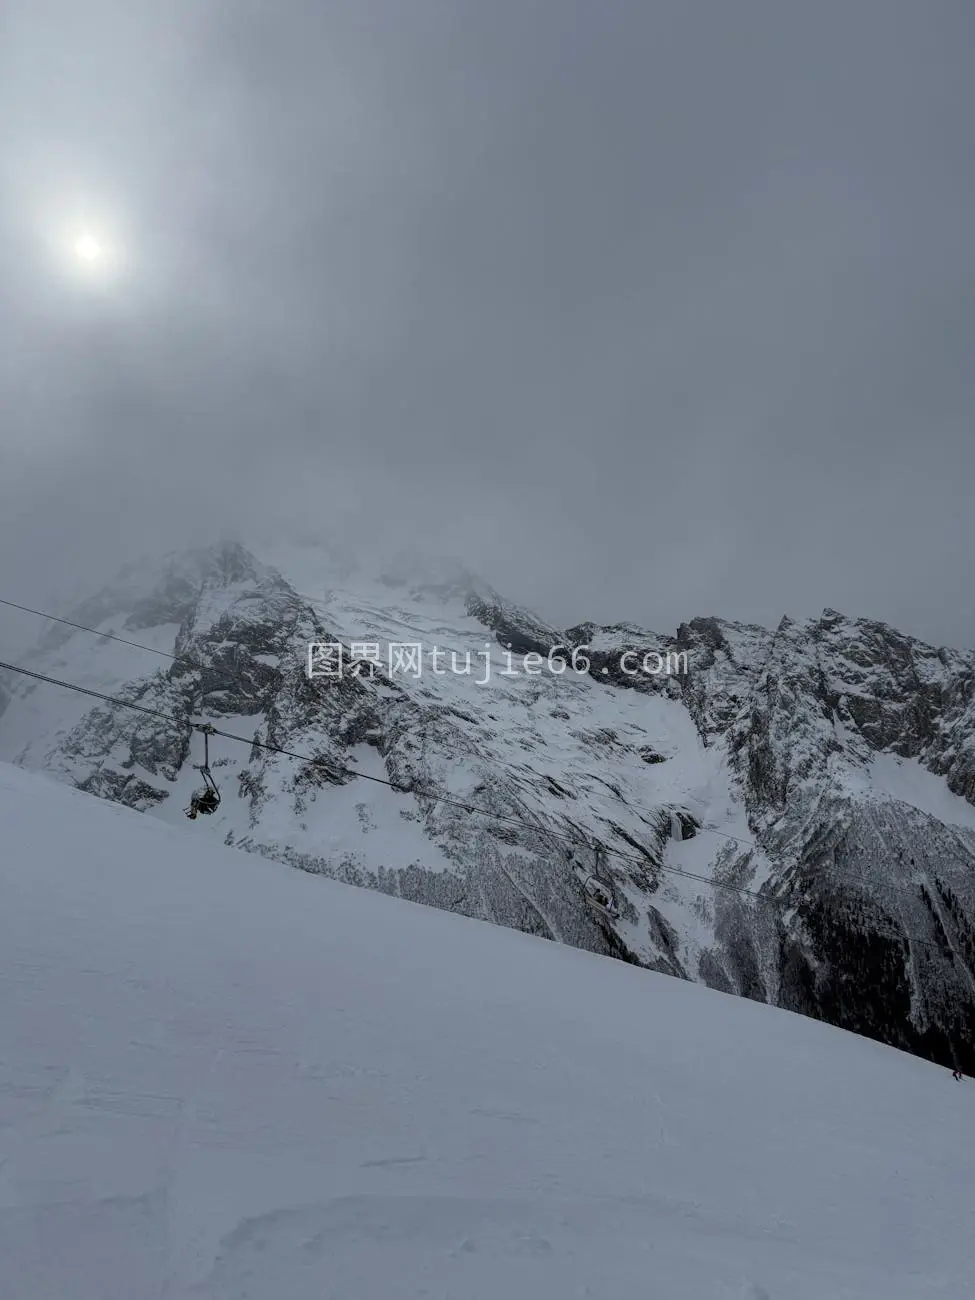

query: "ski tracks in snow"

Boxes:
[0, 1060, 87, 1179]
[157, 1043, 226, 1300]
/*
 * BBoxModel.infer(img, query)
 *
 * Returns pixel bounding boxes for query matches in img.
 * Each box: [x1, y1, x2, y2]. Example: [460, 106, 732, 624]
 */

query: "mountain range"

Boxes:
[2, 536, 973, 1073]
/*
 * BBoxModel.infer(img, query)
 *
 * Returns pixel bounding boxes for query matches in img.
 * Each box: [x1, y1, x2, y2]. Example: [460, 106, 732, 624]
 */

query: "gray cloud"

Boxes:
[2, 0, 973, 654]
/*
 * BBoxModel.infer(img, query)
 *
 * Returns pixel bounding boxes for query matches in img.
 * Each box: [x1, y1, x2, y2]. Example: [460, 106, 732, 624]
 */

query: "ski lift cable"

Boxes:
[4, 592, 974, 915]
[1, 652, 968, 943]
[0, 596, 180, 660]
[3, 597, 974, 904]
[0, 654, 784, 906]
[2, 593, 971, 906]
[0, 593, 767, 856]
[0, 656, 635, 885]
[0, 594, 868, 864]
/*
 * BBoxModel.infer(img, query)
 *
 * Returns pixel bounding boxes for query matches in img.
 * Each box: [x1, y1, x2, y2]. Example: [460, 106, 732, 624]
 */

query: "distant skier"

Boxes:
[952, 1069, 964, 1081]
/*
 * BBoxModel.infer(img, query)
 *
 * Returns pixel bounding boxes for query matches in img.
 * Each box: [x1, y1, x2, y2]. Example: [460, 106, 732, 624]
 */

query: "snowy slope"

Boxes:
[1, 759, 973, 1300]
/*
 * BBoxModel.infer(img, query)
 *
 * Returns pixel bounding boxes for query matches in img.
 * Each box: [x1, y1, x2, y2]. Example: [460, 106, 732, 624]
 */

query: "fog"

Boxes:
[2, 0, 973, 655]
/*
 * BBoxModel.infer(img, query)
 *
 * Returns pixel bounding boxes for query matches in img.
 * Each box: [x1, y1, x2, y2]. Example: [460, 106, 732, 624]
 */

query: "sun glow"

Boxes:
[42, 207, 128, 287]
[74, 233, 103, 263]
[63, 225, 124, 283]
[17, 158, 134, 293]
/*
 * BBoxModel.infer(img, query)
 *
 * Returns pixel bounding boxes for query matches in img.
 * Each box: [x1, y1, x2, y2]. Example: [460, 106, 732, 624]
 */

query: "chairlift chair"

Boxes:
[185, 724, 221, 819]
[581, 873, 619, 918]
[569, 850, 619, 920]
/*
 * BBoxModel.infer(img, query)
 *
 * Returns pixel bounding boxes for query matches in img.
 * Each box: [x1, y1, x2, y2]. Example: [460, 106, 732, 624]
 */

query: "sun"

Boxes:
[57, 223, 126, 287]
[74, 233, 103, 263]
[25, 171, 132, 289]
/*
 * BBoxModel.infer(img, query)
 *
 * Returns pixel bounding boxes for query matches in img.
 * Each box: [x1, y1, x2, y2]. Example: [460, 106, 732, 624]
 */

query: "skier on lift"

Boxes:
[570, 852, 619, 919]
[185, 724, 221, 819]
[186, 786, 220, 819]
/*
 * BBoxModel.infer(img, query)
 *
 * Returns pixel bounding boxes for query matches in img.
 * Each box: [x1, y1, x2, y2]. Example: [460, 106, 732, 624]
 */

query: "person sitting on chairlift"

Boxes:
[186, 787, 220, 819]
[585, 876, 618, 917]
[185, 724, 221, 819]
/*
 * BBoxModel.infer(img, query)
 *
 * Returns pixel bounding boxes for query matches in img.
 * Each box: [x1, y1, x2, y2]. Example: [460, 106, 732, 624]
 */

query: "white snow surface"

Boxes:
[1, 761, 972, 1300]
[851, 749, 975, 833]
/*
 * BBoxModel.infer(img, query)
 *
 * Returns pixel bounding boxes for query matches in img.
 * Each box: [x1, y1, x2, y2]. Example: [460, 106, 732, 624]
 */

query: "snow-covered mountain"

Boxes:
[3, 758, 974, 1298]
[2, 538, 974, 1074]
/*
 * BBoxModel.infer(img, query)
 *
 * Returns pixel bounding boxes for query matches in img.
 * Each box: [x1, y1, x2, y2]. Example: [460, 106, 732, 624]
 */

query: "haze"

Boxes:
[1, 0, 972, 656]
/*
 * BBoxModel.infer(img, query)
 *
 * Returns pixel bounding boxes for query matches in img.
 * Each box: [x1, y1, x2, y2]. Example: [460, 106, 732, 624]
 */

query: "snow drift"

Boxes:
[0, 760, 972, 1298]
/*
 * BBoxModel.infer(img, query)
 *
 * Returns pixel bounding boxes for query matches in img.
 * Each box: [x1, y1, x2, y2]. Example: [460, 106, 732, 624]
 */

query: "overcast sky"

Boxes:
[1, 0, 972, 654]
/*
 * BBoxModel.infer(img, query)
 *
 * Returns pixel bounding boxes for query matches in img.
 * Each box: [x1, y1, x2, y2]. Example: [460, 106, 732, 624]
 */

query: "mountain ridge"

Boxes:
[2, 538, 973, 1072]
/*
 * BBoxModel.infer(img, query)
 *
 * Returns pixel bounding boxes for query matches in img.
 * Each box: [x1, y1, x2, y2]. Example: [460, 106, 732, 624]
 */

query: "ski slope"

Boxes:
[0, 762, 971, 1299]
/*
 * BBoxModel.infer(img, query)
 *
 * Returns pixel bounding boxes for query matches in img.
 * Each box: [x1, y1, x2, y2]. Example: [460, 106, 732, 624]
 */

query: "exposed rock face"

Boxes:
[713, 612, 975, 1072]
[2, 539, 974, 1073]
